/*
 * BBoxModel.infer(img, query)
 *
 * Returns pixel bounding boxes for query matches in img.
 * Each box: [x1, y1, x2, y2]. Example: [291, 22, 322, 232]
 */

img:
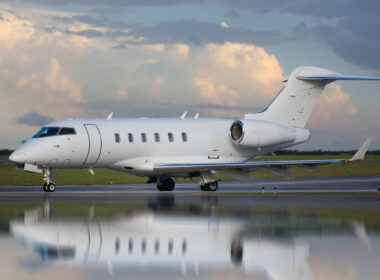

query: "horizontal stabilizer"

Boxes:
[350, 136, 373, 161]
[297, 75, 380, 81]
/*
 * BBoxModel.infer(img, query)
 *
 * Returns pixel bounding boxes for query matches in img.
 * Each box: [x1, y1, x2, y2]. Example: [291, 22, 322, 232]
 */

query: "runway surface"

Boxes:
[1, 175, 380, 195]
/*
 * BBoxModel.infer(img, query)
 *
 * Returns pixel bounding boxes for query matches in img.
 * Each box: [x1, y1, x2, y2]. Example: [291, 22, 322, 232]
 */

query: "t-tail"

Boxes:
[245, 66, 380, 128]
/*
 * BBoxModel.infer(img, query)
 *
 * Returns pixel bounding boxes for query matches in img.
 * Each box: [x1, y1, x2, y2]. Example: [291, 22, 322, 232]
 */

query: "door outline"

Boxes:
[83, 124, 102, 165]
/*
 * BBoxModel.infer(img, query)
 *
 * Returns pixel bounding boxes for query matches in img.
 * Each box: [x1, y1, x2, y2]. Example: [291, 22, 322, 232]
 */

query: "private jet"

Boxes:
[9, 66, 378, 192]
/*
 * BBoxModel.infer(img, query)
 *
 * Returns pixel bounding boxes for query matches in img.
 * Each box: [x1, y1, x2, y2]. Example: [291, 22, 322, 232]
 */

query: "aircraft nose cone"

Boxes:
[9, 151, 26, 163]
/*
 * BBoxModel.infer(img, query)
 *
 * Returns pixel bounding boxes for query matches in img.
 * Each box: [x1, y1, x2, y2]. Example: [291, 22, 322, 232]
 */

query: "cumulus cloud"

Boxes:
[0, 10, 35, 48]
[142, 43, 165, 52]
[16, 112, 55, 126]
[308, 84, 358, 129]
[193, 77, 238, 105]
[46, 58, 83, 102]
[15, 58, 83, 118]
[171, 43, 189, 56]
[116, 87, 128, 99]
[220, 21, 229, 28]
[202, 43, 284, 100]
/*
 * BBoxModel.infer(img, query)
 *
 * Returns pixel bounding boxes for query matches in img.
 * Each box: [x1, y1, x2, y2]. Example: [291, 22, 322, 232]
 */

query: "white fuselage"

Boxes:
[9, 117, 309, 177]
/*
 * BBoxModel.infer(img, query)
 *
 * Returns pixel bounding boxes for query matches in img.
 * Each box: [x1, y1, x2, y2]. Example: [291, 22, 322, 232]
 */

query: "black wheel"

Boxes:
[208, 181, 218, 191]
[200, 184, 206, 191]
[162, 178, 175, 191]
[48, 183, 55, 192]
[157, 184, 165, 191]
[43, 183, 48, 192]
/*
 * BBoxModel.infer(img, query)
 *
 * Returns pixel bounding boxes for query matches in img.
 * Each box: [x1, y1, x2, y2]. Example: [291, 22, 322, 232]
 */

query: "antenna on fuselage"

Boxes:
[180, 111, 187, 119]
[107, 112, 114, 119]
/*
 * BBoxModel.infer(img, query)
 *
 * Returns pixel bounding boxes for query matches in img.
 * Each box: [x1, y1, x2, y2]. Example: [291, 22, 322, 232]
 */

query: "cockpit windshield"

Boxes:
[33, 244, 76, 261]
[33, 127, 76, 138]
[33, 127, 60, 138]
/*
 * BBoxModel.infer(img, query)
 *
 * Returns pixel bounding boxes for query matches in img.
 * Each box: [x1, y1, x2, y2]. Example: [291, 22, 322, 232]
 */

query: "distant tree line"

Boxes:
[0, 149, 13, 155]
[275, 150, 380, 155]
[1, 149, 380, 156]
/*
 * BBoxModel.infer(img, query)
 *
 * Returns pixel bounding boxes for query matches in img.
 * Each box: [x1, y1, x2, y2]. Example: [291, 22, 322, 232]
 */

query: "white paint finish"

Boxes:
[8, 66, 377, 184]
[83, 124, 102, 166]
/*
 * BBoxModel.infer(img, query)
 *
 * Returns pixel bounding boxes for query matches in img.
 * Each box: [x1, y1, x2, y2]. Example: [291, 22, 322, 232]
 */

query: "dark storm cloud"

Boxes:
[313, 18, 380, 70]
[225, 9, 240, 19]
[0, 0, 204, 7]
[130, 20, 285, 46]
[16, 112, 55, 126]
[4, 0, 380, 69]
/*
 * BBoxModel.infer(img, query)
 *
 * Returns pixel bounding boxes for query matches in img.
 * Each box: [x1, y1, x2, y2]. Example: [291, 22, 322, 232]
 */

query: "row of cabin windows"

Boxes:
[114, 132, 187, 143]
[115, 238, 187, 256]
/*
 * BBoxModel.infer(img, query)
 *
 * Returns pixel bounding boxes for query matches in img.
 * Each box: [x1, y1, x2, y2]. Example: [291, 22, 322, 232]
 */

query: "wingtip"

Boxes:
[350, 136, 373, 161]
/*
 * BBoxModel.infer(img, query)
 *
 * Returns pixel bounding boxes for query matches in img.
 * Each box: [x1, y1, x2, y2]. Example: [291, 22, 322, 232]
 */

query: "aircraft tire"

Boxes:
[162, 178, 175, 191]
[157, 184, 165, 191]
[48, 183, 56, 192]
[208, 181, 218, 191]
[43, 183, 48, 192]
[200, 181, 218, 191]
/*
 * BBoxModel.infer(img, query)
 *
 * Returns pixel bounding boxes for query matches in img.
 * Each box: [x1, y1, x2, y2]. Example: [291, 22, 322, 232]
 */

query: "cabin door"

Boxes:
[83, 124, 102, 165]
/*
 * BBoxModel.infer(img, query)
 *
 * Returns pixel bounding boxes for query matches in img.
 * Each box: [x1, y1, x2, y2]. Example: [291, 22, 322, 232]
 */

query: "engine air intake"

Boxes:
[230, 121, 243, 141]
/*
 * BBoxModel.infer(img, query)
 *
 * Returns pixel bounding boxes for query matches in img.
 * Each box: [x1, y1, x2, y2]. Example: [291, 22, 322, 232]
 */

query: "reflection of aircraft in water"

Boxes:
[10, 209, 314, 280]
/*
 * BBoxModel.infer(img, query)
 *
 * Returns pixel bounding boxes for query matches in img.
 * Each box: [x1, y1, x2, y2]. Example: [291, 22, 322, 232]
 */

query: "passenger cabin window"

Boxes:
[182, 240, 187, 255]
[154, 239, 160, 255]
[181, 132, 187, 142]
[141, 133, 147, 143]
[154, 133, 160, 142]
[141, 239, 146, 254]
[33, 127, 60, 138]
[168, 133, 174, 142]
[168, 239, 173, 255]
[128, 239, 133, 254]
[114, 133, 120, 143]
[115, 238, 120, 254]
[128, 133, 134, 143]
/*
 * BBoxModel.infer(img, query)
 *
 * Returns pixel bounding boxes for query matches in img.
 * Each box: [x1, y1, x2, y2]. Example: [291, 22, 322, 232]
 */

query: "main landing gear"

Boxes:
[157, 177, 175, 191]
[43, 168, 56, 192]
[200, 181, 218, 191]
[199, 171, 219, 192]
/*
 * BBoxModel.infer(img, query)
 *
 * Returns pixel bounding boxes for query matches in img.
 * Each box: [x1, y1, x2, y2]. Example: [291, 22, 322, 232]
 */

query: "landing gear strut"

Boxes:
[43, 168, 56, 192]
[199, 171, 219, 192]
[200, 181, 218, 192]
[157, 177, 175, 191]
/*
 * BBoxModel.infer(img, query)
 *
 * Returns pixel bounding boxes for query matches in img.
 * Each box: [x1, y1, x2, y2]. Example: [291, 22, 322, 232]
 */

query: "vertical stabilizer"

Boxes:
[245, 66, 380, 128]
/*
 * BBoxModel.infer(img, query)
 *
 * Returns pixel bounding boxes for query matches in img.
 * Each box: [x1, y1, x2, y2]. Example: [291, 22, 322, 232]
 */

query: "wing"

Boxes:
[154, 137, 372, 178]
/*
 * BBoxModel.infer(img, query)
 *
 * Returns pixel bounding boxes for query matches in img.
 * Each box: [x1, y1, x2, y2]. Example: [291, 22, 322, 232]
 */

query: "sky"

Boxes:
[0, 0, 379, 150]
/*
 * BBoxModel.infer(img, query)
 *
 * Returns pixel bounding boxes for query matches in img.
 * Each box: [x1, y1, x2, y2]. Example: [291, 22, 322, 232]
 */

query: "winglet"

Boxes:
[107, 112, 114, 119]
[350, 136, 373, 161]
[180, 111, 187, 119]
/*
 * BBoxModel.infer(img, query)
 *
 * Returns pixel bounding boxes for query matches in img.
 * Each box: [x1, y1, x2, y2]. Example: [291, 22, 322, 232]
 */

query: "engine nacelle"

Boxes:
[230, 120, 309, 148]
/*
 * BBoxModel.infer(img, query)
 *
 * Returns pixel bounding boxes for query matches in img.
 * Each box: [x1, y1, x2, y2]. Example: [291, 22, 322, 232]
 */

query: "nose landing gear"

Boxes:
[43, 168, 56, 192]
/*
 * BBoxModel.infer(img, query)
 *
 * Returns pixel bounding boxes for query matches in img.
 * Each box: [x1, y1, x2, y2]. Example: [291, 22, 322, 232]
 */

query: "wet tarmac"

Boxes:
[1, 176, 380, 279]
[1, 175, 380, 196]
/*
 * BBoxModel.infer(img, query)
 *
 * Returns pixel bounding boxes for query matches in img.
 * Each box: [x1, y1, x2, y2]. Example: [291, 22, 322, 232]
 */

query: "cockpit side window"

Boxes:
[33, 127, 60, 138]
[59, 127, 76, 135]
